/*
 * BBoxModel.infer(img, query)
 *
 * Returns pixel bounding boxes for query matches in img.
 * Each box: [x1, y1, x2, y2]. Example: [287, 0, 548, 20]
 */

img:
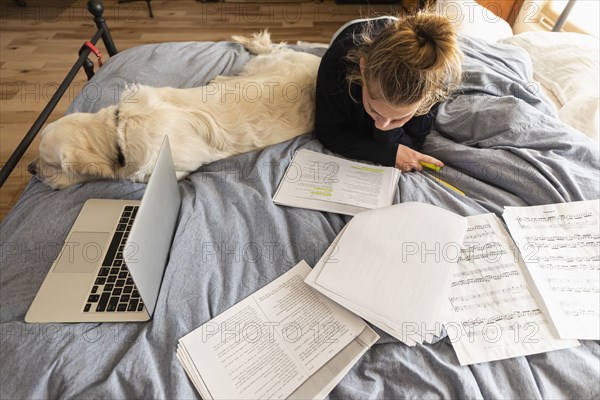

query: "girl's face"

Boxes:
[359, 57, 421, 131]
[361, 85, 420, 131]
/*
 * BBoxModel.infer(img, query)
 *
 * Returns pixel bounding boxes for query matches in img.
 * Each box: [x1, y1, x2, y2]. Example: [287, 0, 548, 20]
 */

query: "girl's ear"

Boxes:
[359, 57, 365, 73]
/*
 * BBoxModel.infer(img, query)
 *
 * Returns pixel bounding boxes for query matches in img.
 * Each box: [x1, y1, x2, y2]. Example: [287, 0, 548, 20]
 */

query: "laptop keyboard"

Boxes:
[83, 205, 145, 313]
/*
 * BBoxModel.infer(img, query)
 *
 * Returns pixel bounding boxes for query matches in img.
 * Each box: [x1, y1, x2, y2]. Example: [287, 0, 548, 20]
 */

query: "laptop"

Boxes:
[25, 136, 181, 323]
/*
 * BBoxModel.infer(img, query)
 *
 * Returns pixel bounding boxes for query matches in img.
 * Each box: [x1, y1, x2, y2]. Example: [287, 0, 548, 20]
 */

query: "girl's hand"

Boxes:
[395, 145, 444, 172]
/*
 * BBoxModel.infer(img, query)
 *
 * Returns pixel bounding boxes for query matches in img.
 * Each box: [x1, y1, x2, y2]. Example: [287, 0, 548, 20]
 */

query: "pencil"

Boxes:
[423, 171, 465, 196]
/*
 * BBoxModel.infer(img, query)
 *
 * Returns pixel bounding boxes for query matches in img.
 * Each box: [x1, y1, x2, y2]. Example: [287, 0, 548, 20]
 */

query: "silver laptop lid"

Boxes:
[124, 137, 181, 316]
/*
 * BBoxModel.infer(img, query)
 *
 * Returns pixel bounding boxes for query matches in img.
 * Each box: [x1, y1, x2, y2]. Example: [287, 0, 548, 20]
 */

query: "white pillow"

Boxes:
[501, 32, 599, 105]
[436, 0, 513, 43]
[500, 32, 600, 141]
[558, 94, 599, 142]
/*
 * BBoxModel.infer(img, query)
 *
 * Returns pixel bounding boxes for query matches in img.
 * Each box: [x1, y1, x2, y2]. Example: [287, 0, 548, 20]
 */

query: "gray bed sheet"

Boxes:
[1, 37, 599, 399]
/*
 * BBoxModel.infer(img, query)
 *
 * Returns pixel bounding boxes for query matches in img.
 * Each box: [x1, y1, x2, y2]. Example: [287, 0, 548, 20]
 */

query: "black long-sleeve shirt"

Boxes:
[315, 31, 436, 167]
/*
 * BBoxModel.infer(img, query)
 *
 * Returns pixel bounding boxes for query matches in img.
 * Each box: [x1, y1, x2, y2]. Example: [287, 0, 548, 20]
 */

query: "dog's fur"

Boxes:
[28, 31, 320, 189]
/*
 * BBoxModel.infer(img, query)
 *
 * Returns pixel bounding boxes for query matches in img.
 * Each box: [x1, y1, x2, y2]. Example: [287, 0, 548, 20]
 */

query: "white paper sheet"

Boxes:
[503, 200, 600, 340]
[306, 226, 426, 346]
[445, 213, 579, 365]
[306, 202, 467, 346]
[273, 149, 400, 215]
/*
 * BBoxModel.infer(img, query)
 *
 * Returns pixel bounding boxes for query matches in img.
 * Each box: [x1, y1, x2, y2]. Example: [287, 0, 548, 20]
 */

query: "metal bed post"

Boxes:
[552, 0, 577, 32]
[88, 0, 119, 56]
[0, 0, 118, 188]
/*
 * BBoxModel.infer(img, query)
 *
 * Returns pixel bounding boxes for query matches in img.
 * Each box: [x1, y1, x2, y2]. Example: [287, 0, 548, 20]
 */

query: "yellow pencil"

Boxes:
[423, 171, 465, 196]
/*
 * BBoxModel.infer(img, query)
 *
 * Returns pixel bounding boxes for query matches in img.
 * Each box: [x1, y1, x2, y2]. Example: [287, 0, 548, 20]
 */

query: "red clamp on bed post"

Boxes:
[84, 41, 103, 67]
[79, 41, 104, 80]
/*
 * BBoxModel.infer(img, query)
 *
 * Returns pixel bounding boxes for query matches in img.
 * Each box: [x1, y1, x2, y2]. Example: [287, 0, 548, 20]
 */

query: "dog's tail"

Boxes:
[231, 30, 286, 55]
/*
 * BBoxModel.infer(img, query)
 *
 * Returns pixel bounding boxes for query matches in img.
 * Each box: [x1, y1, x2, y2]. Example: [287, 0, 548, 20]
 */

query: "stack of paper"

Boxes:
[305, 202, 468, 346]
[273, 149, 401, 216]
[177, 261, 379, 400]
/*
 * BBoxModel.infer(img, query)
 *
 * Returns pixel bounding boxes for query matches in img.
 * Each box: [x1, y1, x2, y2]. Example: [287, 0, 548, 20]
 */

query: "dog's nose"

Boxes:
[27, 160, 37, 175]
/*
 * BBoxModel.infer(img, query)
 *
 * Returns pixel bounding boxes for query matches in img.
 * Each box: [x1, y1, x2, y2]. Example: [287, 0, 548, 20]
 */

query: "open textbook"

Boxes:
[177, 261, 379, 400]
[272, 149, 400, 216]
[305, 200, 597, 365]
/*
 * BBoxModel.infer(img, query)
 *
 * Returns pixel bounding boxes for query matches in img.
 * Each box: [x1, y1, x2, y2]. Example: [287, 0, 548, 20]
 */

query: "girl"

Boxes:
[315, 12, 462, 172]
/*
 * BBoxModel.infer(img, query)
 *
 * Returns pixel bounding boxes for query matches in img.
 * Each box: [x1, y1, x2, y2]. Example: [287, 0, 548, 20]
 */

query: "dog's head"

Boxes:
[28, 105, 124, 189]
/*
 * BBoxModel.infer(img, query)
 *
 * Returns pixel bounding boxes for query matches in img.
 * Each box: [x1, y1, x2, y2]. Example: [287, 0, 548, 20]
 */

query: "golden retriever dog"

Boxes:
[28, 31, 320, 189]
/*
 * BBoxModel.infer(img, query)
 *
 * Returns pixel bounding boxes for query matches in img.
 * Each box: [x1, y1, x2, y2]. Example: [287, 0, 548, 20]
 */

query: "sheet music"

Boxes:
[445, 213, 578, 366]
[503, 200, 600, 340]
[272, 149, 400, 215]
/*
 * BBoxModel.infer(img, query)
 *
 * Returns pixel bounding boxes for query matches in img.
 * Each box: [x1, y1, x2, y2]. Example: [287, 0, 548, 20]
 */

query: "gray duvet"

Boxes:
[1, 36, 598, 399]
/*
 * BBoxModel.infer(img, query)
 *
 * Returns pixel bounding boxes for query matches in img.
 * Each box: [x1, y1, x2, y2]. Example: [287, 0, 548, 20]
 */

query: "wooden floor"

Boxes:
[0, 0, 417, 221]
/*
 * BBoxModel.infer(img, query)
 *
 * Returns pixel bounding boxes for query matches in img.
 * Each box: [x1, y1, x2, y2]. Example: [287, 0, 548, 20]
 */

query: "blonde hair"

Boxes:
[346, 10, 463, 115]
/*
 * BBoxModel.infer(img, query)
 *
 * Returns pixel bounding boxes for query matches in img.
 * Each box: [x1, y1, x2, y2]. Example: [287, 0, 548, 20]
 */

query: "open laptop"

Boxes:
[25, 137, 181, 323]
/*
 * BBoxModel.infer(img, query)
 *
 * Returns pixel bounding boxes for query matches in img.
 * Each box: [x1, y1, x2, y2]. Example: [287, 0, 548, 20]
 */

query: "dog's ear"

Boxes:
[60, 145, 118, 182]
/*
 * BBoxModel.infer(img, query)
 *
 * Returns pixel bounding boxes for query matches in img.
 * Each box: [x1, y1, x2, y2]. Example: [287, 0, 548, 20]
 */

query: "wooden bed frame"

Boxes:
[478, 0, 524, 25]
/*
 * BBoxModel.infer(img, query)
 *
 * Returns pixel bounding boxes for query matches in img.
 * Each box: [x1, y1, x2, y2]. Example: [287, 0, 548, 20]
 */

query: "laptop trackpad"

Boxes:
[53, 232, 110, 273]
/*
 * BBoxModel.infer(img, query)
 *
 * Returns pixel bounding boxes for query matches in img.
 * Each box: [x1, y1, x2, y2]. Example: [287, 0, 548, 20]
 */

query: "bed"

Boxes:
[1, 0, 599, 398]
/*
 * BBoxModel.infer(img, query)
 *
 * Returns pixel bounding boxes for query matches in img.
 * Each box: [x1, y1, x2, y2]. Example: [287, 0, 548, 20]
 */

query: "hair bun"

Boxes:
[391, 12, 456, 71]
[414, 26, 434, 47]
[344, 10, 463, 113]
